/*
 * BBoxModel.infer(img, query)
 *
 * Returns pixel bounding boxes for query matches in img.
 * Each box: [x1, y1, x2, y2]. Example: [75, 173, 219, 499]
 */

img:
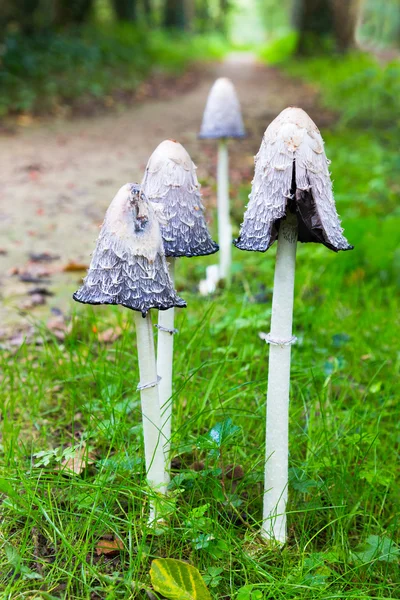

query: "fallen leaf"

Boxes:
[21, 162, 43, 172]
[20, 293, 47, 310]
[98, 326, 123, 343]
[189, 461, 205, 472]
[19, 274, 51, 284]
[96, 538, 124, 556]
[10, 263, 53, 282]
[29, 252, 60, 263]
[0, 328, 35, 348]
[150, 558, 212, 600]
[28, 287, 54, 297]
[225, 464, 245, 480]
[47, 315, 71, 340]
[17, 114, 34, 127]
[62, 261, 89, 272]
[57, 445, 95, 475]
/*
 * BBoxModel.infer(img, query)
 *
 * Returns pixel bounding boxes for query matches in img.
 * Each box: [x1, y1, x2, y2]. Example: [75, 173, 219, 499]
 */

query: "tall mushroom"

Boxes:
[142, 140, 218, 475]
[234, 107, 353, 544]
[199, 77, 245, 282]
[73, 183, 186, 516]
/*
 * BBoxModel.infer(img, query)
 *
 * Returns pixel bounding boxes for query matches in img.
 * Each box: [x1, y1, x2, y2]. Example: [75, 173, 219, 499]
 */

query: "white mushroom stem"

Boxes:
[217, 139, 232, 281]
[134, 311, 167, 520]
[262, 213, 298, 544]
[156, 257, 176, 482]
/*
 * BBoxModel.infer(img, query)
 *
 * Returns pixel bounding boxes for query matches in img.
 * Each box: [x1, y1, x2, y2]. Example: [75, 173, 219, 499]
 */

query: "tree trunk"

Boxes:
[0, 0, 40, 36]
[112, 0, 137, 21]
[142, 0, 152, 24]
[296, 0, 335, 54]
[331, 0, 363, 51]
[164, 0, 186, 29]
[216, 0, 230, 33]
[55, 0, 94, 26]
[296, 0, 362, 53]
[195, 0, 210, 32]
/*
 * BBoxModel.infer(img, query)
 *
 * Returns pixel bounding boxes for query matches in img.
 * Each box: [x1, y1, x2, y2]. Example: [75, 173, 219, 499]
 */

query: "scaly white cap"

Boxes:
[73, 183, 186, 316]
[142, 140, 218, 258]
[234, 107, 353, 252]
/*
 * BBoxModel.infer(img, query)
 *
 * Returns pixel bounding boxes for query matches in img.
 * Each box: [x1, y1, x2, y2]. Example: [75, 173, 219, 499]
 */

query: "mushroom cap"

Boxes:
[73, 183, 186, 316]
[234, 107, 353, 253]
[199, 77, 245, 139]
[142, 140, 219, 258]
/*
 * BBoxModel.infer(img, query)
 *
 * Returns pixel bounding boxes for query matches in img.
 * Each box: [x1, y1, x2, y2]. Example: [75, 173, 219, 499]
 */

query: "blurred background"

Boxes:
[0, 0, 399, 118]
[0, 0, 399, 330]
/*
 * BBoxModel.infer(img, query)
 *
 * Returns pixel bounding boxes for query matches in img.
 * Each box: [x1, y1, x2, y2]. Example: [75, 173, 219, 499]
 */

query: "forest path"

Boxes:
[0, 53, 326, 331]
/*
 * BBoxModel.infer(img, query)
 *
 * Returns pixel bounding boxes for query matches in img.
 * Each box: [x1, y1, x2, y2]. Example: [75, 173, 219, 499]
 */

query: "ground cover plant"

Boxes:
[0, 27, 227, 118]
[1, 47, 399, 598]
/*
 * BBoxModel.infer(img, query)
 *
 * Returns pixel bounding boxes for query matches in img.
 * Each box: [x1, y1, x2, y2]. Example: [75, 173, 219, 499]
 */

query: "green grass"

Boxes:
[285, 53, 400, 129]
[0, 26, 227, 117]
[258, 32, 299, 65]
[1, 55, 400, 598]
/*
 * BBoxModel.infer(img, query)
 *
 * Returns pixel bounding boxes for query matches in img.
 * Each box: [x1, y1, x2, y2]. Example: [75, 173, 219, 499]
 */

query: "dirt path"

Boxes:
[0, 54, 325, 332]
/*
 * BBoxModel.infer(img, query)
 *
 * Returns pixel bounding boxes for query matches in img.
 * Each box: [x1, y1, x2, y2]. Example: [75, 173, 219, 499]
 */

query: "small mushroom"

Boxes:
[199, 77, 245, 282]
[234, 107, 353, 544]
[199, 77, 245, 140]
[142, 140, 218, 477]
[73, 183, 186, 516]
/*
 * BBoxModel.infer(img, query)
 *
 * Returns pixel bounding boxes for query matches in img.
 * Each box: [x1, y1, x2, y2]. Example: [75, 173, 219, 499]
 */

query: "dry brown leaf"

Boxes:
[97, 326, 123, 343]
[62, 261, 89, 272]
[0, 326, 35, 348]
[17, 114, 35, 127]
[96, 538, 124, 556]
[57, 445, 95, 475]
[20, 293, 47, 310]
[9, 263, 53, 279]
[47, 315, 71, 340]
[29, 252, 60, 263]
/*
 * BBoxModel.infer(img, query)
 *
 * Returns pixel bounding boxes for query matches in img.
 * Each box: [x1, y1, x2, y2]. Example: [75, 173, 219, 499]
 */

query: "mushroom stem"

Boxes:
[134, 311, 167, 519]
[217, 138, 231, 281]
[156, 257, 176, 482]
[262, 212, 298, 544]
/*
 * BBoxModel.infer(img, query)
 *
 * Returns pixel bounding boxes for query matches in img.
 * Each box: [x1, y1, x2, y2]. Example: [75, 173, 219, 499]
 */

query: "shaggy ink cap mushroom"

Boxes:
[141, 140, 219, 258]
[199, 77, 245, 140]
[234, 107, 353, 253]
[73, 183, 186, 316]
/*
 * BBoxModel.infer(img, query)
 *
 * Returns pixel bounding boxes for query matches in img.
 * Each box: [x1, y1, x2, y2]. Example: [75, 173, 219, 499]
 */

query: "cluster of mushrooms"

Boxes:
[74, 79, 352, 543]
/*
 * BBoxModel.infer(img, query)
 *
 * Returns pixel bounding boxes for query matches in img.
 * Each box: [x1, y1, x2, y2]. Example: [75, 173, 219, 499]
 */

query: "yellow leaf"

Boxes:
[150, 558, 211, 600]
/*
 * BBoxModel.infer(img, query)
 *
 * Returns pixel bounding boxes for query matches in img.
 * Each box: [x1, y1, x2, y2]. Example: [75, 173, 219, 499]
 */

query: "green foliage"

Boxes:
[5, 545, 43, 581]
[150, 558, 212, 600]
[0, 26, 227, 117]
[258, 31, 298, 64]
[359, 0, 400, 48]
[286, 53, 400, 129]
[351, 535, 400, 565]
[197, 418, 242, 458]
